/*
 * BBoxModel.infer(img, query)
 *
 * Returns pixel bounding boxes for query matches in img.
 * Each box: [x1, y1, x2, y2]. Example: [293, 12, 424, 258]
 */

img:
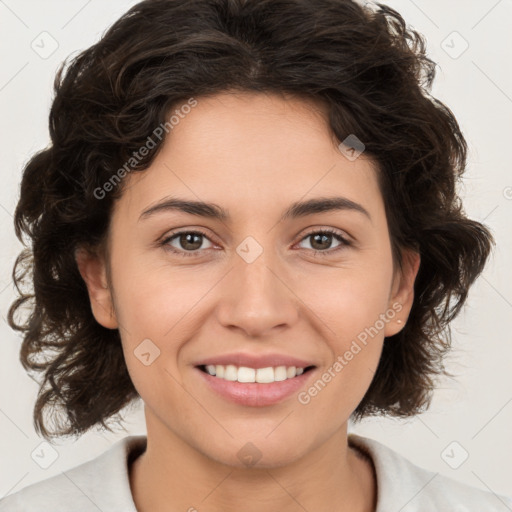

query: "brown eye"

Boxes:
[161, 230, 214, 257]
[175, 232, 204, 251]
[298, 229, 351, 254]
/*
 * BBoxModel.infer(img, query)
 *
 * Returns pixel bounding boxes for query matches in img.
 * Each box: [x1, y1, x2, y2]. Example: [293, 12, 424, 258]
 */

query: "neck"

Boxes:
[129, 415, 376, 512]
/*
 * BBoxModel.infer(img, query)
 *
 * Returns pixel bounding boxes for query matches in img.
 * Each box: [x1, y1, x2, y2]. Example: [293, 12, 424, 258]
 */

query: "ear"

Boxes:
[75, 246, 119, 329]
[384, 249, 420, 337]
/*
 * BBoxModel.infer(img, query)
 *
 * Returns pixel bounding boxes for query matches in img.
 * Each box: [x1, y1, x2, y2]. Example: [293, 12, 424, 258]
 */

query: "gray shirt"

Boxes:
[1, 433, 511, 511]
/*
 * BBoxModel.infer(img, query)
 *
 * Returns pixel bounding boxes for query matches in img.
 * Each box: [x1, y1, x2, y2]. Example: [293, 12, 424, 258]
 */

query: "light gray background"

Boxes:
[1, 0, 511, 501]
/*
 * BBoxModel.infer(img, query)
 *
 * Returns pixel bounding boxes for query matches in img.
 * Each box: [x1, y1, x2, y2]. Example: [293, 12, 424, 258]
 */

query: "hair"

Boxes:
[8, 0, 493, 440]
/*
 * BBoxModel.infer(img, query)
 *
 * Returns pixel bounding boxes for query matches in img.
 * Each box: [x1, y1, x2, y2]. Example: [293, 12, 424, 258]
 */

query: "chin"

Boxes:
[199, 433, 311, 470]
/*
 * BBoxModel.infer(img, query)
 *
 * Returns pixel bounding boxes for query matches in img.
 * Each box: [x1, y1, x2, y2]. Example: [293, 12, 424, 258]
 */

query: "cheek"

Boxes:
[296, 278, 390, 424]
[107, 257, 190, 385]
[295, 260, 393, 395]
[111, 249, 207, 337]
[300, 263, 394, 340]
[111, 257, 229, 392]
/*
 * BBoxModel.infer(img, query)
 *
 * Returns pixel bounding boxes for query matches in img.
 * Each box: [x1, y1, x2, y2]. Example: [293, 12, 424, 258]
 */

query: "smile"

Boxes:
[199, 364, 312, 383]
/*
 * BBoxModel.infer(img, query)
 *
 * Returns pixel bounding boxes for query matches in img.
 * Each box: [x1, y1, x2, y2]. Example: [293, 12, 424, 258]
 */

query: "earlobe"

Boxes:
[74, 247, 118, 329]
[384, 249, 420, 337]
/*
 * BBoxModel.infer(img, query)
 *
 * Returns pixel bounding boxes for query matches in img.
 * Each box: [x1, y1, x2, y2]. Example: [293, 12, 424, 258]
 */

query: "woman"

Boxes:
[2, 0, 511, 510]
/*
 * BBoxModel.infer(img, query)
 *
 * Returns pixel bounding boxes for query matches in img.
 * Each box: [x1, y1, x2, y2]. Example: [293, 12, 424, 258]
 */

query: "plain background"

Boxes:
[0, 0, 511, 501]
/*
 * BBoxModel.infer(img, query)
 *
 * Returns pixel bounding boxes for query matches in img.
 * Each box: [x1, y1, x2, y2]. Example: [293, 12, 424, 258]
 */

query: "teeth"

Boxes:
[238, 366, 256, 383]
[224, 364, 238, 381]
[256, 367, 275, 383]
[274, 366, 287, 381]
[203, 364, 307, 383]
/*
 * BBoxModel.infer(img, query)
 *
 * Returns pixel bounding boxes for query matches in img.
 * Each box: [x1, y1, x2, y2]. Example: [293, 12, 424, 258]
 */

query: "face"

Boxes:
[77, 91, 419, 468]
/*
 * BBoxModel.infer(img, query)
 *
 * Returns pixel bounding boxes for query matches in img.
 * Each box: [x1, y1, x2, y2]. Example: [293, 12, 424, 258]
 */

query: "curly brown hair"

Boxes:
[8, 0, 493, 441]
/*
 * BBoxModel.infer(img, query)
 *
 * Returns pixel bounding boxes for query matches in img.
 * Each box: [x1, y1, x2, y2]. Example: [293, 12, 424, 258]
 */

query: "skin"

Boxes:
[76, 91, 420, 512]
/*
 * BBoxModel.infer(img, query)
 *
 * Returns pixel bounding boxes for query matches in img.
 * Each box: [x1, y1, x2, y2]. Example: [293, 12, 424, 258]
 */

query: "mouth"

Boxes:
[197, 364, 316, 384]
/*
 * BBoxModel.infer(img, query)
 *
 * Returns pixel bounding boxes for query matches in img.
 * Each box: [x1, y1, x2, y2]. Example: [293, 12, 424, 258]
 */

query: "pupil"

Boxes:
[181, 233, 202, 250]
[312, 233, 331, 250]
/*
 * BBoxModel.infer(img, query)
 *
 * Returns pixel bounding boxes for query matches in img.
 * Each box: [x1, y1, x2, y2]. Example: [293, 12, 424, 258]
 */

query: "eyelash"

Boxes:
[159, 228, 352, 258]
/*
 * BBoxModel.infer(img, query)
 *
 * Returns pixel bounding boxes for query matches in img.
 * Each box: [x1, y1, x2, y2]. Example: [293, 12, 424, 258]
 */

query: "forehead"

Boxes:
[113, 91, 382, 223]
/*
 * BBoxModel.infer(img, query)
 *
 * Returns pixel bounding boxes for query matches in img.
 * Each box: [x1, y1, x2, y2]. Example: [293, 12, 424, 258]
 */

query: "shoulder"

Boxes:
[0, 435, 146, 512]
[348, 432, 512, 512]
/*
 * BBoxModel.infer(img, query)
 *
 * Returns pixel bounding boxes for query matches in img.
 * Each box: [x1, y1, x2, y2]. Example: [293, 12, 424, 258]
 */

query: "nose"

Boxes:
[215, 248, 300, 339]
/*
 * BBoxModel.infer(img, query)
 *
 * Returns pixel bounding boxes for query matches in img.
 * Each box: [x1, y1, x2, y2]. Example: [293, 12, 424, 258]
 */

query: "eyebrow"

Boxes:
[138, 196, 371, 223]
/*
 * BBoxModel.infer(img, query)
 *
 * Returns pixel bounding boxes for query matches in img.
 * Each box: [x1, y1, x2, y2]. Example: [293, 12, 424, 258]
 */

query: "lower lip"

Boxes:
[196, 367, 315, 407]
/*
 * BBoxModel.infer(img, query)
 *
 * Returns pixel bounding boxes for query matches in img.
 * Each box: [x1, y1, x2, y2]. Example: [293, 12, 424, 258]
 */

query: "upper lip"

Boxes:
[195, 352, 316, 369]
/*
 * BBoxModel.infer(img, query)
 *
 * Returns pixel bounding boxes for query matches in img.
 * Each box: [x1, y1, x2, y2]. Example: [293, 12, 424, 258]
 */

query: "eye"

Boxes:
[161, 229, 215, 257]
[160, 227, 352, 258]
[297, 228, 351, 255]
